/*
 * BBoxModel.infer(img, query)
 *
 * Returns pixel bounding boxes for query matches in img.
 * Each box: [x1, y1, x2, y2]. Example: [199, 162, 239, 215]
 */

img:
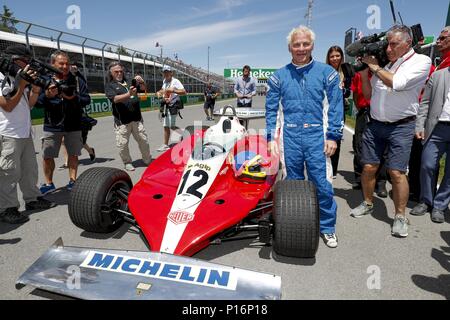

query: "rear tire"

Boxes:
[272, 180, 320, 258]
[68, 167, 132, 233]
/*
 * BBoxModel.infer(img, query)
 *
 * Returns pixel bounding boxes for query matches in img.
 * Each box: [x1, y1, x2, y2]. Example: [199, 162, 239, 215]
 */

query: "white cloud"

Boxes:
[218, 54, 250, 61]
[188, 0, 250, 20]
[120, 9, 304, 52]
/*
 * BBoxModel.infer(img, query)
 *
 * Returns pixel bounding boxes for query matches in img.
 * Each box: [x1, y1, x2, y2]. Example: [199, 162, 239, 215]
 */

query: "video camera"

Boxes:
[0, 53, 63, 91]
[342, 24, 424, 79]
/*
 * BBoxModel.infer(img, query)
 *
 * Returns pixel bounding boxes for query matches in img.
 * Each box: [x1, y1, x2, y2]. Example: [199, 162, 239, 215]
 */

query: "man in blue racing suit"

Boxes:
[265, 25, 344, 248]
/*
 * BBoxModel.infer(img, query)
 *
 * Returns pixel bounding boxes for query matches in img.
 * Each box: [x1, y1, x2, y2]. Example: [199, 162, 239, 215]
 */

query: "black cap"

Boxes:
[5, 45, 32, 58]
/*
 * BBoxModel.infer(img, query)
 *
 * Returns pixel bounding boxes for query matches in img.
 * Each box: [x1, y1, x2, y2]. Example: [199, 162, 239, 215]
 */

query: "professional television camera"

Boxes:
[0, 53, 63, 93]
[342, 24, 424, 79]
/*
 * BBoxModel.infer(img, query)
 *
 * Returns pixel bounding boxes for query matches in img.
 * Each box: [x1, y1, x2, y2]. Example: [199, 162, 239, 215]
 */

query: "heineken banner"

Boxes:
[224, 68, 276, 79]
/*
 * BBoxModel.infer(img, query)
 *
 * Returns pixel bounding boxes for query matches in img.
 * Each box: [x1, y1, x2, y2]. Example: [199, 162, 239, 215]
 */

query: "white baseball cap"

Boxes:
[162, 66, 172, 72]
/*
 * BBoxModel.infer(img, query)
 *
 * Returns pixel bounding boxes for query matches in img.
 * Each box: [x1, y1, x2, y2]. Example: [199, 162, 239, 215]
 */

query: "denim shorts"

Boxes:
[361, 119, 415, 172]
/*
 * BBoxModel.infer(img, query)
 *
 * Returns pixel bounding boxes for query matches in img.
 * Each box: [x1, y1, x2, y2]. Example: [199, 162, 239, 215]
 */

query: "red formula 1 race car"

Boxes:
[17, 106, 319, 300]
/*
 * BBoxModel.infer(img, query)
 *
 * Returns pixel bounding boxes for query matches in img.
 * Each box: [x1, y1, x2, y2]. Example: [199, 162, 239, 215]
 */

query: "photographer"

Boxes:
[0, 45, 55, 224]
[349, 25, 431, 238]
[204, 82, 219, 121]
[105, 61, 151, 171]
[156, 66, 186, 152]
[36, 51, 91, 193]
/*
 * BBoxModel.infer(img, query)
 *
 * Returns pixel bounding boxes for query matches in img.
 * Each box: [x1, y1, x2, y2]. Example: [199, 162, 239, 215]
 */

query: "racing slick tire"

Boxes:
[272, 180, 320, 258]
[68, 167, 132, 233]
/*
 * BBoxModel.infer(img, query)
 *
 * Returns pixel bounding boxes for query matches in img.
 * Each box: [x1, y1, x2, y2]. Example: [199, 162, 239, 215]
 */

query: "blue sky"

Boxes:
[3, 0, 449, 75]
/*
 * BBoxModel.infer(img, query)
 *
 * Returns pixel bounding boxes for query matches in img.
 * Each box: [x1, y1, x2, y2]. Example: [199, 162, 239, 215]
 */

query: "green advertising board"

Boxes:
[423, 36, 434, 45]
[224, 68, 276, 79]
[31, 93, 234, 120]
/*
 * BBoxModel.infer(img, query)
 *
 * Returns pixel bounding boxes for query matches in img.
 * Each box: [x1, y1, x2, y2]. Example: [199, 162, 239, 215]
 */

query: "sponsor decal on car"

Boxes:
[168, 211, 195, 225]
[80, 251, 238, 290]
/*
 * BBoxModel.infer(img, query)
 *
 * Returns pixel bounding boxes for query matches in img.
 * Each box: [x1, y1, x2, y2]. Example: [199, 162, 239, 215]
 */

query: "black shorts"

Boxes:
[204, 101, 215, 110]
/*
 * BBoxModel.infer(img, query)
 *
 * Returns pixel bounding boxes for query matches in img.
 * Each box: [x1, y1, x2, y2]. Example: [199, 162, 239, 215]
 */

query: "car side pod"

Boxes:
[16, 238, 282, 300]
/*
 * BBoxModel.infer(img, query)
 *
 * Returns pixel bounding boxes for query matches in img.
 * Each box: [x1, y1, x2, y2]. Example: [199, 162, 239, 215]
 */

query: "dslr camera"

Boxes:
[341, 24, 424, 79]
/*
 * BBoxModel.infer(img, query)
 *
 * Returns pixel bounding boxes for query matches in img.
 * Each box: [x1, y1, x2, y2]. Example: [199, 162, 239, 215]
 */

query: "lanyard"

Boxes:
[437, 56, 450, 70]
[118, 81, 129, 93]
[388, 51, 415, 74]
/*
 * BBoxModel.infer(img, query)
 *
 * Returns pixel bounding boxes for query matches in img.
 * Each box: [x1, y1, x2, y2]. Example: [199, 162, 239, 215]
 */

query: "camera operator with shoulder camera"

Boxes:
[349, 25, 431, 238]
[105, 61, 151, 172]
[35, 50, 91, 193]
[0, 45, 55, 224]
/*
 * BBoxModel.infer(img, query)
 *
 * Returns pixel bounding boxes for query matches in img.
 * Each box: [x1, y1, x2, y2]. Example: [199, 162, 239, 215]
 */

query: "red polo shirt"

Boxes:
[351, 72, 371, 110]
[436, 50, 450, 70]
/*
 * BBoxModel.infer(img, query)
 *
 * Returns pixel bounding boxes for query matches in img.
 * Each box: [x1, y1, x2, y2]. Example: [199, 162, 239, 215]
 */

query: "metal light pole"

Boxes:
[207, 46, 210, 82]
[156, 42, 163, 63]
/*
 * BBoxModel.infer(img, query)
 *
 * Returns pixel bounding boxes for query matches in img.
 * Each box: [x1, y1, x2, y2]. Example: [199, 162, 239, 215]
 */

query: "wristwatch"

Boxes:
[373, 67, 383, 75]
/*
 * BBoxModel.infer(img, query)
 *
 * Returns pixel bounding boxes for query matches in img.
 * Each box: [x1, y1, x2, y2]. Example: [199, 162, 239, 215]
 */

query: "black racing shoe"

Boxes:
[25, 197, 57, 211]
[376, 181, 388, 198]
[0, 207, 30, 224]
[89, 148, 96, 162]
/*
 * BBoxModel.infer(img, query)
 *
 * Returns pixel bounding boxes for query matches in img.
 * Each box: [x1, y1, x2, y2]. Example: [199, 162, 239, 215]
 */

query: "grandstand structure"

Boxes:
[0, 16, 232, 94]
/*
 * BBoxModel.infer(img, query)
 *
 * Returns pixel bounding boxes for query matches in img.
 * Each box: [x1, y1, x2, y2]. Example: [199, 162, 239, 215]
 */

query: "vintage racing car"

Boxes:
[17, 106, 319, 300]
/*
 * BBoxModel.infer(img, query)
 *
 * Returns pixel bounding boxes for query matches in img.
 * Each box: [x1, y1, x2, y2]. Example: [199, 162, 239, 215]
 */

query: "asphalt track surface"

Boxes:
[1, 96, 449, 300]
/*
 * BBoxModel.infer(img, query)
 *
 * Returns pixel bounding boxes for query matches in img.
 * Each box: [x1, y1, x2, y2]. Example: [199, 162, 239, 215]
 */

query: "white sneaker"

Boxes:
[124, 163, 135, 171]
[321, 233, 338, 248]
[157, 144, 170, 152]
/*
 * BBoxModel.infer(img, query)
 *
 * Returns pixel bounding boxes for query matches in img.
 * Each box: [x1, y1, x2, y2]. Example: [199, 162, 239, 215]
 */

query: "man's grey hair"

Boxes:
[387, 25, 413, 44]
[286, 25, 316, 46]
[107, 61, 125, 81]
[50, 50, 70, 64]
[441, 26, 450, 34]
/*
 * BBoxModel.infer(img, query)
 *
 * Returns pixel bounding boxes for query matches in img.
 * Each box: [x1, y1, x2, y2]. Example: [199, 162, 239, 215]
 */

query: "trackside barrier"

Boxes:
[31, 93, 235, 120]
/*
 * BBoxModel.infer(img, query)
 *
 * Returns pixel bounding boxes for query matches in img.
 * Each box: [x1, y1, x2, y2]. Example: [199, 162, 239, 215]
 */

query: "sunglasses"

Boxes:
[437, 35, 450, 42]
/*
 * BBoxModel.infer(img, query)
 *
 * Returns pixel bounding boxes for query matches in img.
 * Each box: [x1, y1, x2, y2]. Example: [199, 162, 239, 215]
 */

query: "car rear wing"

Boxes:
[214, 106, 266, 130]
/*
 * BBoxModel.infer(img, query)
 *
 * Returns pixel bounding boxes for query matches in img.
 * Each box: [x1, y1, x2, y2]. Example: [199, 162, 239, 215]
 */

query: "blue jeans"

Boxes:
[420, 123, 450, 211]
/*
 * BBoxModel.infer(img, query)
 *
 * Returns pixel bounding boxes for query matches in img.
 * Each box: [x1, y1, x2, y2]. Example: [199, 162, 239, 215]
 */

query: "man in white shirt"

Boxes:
[412, 67, 450, 223]
[349, 25, 431, 238]
[156, 66, 186, 152]
[0, 45, 55, 224]
[234, 65, 257, 108]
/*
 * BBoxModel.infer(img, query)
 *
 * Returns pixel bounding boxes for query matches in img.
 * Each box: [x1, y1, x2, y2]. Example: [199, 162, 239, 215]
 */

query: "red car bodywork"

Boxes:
[128, 129, 277, 256]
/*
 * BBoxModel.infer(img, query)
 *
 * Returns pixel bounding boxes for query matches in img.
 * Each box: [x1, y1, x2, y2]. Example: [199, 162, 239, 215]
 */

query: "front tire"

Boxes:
[68, 167, 132, 233]
[272, 180, 320, 258]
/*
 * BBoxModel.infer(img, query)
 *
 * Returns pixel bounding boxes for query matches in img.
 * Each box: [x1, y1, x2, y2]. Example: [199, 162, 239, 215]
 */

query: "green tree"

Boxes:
[0, 5, 18, 33]
[116, 45, 130, 56]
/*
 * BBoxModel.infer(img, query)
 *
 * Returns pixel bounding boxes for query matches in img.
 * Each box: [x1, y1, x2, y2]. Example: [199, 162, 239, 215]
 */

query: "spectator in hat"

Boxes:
[156, 66, 186, 152]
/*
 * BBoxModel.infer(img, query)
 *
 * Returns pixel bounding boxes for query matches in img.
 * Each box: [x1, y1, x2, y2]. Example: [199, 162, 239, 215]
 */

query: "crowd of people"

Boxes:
[0, 25, 448, 252]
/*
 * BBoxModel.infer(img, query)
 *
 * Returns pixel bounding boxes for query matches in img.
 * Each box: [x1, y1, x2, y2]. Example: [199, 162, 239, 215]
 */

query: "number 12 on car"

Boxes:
[178, 170, 210, 199]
